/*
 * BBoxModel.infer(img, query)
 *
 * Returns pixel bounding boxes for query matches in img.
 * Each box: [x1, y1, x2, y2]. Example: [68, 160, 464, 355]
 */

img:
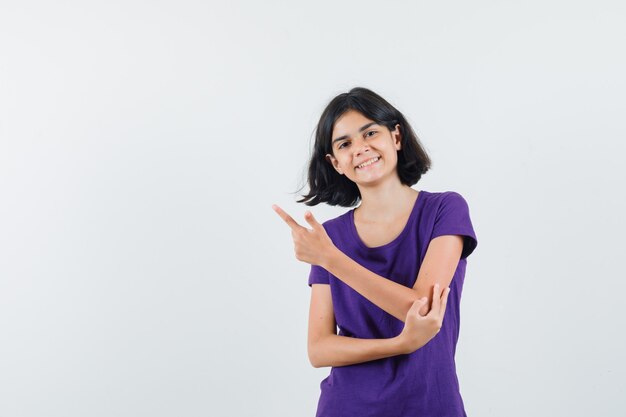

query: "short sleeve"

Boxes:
[308, 264, 330, 286]
[431, 192, 478, 260]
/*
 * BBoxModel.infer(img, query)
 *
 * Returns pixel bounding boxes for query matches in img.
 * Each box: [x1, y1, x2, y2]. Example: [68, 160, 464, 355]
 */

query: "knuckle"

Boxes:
[429, 318, 441, 331]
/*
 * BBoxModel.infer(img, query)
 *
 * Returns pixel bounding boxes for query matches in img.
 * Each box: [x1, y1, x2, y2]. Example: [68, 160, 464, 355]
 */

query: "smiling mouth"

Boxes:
[356, 156, 381, 169]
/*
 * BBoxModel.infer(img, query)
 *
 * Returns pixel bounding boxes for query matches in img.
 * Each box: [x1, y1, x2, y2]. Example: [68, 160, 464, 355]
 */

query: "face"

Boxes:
[326, 110, 402, 185]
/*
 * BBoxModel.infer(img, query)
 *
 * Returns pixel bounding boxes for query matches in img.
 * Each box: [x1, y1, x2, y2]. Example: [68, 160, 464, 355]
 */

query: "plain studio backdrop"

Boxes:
[1, 1, 625, 416]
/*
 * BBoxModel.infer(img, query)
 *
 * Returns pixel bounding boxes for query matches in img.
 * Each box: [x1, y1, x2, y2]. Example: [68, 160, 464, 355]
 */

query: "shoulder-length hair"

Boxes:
[296, 87, 431, 207]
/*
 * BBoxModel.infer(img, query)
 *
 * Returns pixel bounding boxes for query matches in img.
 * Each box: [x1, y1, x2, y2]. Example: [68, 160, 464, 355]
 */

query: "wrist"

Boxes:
[321, 245, 343, 270]
[392, 334, 409, 355]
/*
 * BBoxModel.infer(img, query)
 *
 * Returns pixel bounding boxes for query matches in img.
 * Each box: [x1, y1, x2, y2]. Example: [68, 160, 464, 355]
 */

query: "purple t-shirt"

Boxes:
[308, 190, 478, 417]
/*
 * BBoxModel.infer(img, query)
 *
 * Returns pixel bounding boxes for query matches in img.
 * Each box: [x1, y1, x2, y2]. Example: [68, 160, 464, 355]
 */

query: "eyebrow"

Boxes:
[332, 122, 379, 146]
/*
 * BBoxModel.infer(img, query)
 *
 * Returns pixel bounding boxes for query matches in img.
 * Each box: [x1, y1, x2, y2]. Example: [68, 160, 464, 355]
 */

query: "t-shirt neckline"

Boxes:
[348, 190, 426, 251]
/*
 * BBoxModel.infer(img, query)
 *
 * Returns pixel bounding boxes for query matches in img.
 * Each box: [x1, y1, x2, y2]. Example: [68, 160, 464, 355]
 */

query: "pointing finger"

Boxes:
[272, 204, 304, 231]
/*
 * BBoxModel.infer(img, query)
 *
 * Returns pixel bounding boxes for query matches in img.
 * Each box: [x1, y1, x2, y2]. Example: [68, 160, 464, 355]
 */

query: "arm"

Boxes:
[308, 284, 406, 368]
[312, 334, 406, 368]
[321, 235, 464, 322]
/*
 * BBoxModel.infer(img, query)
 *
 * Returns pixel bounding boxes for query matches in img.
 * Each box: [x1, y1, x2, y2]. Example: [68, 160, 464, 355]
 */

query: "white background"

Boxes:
[1, 1, 625, 416]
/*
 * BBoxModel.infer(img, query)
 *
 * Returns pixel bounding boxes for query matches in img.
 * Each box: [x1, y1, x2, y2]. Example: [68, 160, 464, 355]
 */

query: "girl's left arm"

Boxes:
[322, 235, 464, 322]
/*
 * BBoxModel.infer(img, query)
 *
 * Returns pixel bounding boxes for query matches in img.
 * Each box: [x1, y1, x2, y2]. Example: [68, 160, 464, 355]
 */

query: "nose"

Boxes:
[352, 136, 371, 156]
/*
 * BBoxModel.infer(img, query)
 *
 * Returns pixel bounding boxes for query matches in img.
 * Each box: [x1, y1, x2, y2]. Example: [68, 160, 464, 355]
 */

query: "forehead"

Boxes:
[332, 110, 376, 136]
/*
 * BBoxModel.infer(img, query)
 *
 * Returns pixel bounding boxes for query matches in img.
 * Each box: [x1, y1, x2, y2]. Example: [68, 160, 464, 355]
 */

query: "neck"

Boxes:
[355, 181, 419, 223]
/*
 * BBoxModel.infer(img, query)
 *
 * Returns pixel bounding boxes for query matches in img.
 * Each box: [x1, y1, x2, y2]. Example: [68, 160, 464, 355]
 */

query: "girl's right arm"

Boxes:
[307, 284, 448, 368]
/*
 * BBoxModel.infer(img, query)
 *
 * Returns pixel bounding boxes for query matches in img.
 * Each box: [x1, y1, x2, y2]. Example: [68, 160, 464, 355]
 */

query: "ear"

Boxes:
[325, 153, 343, 175]
[393, 123, 402, 151]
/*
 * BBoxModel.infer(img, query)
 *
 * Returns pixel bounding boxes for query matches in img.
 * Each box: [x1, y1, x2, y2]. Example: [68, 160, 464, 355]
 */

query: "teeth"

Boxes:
[357, 157, 380, 169]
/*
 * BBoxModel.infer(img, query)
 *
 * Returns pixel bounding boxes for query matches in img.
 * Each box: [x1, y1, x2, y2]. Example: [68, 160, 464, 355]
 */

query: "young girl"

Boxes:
[272, 87, 478, 416]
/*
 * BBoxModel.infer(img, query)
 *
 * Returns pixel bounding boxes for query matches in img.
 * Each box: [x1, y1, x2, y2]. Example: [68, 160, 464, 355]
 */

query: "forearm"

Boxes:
[322, 248, 418, 322]
[309, 334, 407, 368]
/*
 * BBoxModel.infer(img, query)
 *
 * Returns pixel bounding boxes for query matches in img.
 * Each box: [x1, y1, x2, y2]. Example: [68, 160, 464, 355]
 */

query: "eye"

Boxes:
[337, 131, 377, 149]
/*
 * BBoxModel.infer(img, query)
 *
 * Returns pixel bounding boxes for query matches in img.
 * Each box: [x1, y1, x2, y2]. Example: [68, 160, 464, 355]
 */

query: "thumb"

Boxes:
[408, 297, 428, 314]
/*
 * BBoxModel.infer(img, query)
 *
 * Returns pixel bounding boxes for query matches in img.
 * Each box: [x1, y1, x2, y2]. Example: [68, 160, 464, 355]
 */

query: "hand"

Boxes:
[397, 283, 450, 354]
[271, 204, 337, 267]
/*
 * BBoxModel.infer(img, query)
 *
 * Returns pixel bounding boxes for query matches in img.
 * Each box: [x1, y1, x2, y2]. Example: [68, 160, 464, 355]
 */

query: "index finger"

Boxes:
[438, 286, 451, 317]
[272, 204, 304, 231]
[430, 283, 441, 312]
[427, 283, 443, 317]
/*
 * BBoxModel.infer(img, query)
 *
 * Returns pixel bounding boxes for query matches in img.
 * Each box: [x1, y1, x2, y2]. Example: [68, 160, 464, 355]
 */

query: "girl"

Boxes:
[272, 87, 478, 416]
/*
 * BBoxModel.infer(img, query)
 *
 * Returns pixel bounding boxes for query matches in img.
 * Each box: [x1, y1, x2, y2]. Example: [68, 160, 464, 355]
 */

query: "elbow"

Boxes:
[308, 354, 322, 368]
[310, 360, 323, 369]
[307, 340, 327, 368]
[308, 346, 323, 368]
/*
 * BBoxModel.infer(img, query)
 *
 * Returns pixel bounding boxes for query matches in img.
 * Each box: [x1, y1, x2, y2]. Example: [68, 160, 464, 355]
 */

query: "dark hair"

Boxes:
[296, 87, 431, 207]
